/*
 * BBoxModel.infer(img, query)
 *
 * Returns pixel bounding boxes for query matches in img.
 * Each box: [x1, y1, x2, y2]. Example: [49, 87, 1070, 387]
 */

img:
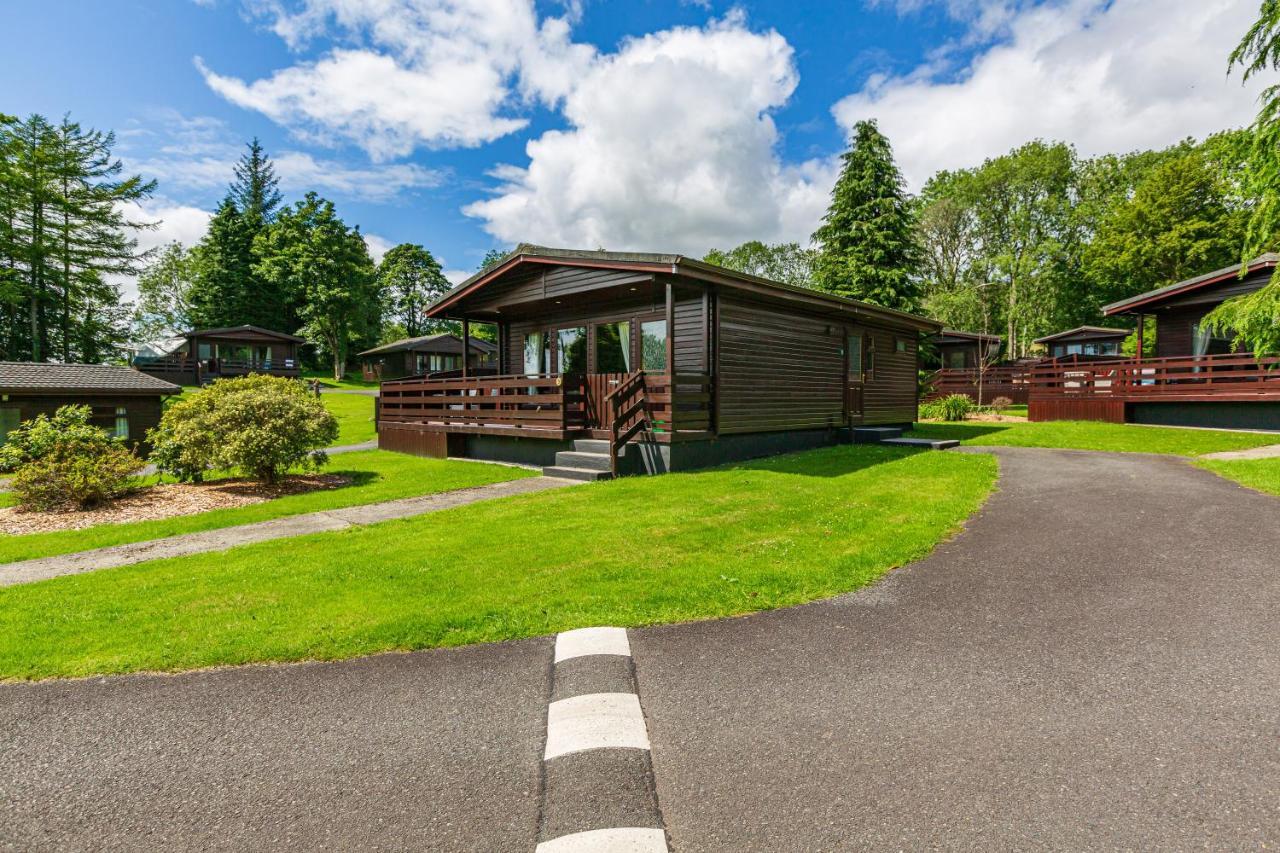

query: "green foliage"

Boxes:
[479, 248, 507, 271]
[254, 193, 379, 380]
[812, 120, 920, 311]
[703, 241, 817, 287]
[133, 242, 196, 338]
[230, 138, 283, 226]
[1120, 316, 1157, 357]
[934, 394, 974, 421]
[377, 243, 451, 337]
[0, 405, 141, 510]
[0, 113, 154, 361]
[149, 374, 339, 484]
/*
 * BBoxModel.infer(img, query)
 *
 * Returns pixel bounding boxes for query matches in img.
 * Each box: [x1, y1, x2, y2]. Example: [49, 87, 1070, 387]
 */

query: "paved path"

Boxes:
[1202, 442, 1280, 460]
[321, 387, 378, 397]
[3, 448, 1280, 850]
[0, 476, 575, 587]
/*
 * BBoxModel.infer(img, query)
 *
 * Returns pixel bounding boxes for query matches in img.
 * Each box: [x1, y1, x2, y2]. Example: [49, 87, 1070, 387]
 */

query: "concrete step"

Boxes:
[880, 437, 961, 450]
[542, 465, 614, 482]
[573, 438, 611, 453]
[852, 426, 904, 443]
[554, 450, 612, 472]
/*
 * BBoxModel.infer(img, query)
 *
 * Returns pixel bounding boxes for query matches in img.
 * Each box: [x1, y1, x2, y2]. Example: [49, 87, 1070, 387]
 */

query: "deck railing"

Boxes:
[377, 372, 587, 434]
[927, 364, 1034, 404]
[134, 356, 300, 378]
[1028, 352, 1280, 401]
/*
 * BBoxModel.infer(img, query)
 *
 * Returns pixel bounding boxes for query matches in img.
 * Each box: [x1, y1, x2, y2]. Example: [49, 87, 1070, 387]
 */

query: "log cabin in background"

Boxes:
[923, 329, 1035, 405]
[1030, 254, 1280, 430]
[132, 325, 303, 386]
[376, 246, 944, 478]
[0, 362, 179, 451]
[1032, 326, 1129, 358]
[358, 333, 497, 381]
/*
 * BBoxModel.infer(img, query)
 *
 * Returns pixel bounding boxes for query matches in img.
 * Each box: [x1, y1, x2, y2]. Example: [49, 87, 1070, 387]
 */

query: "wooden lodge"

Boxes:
[1028, 255, 1280, 430]
[929, 329, 1003, 370]
[358, 333, 497, 382]
[924, 330, 1034, 405]
[0, 362, 180, 452]
[376, 246, 939, 476]
[133, 325, 304, 386]
[1032, 326, 1129, 358]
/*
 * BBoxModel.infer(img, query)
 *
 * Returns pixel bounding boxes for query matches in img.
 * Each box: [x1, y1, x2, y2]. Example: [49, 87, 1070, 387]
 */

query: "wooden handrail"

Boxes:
[1027, 351, 1280, 401]
[608, 371, 647, 476]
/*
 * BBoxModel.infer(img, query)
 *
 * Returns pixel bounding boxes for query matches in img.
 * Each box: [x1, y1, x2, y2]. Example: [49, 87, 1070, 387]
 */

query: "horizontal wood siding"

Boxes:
[863, 326, 919, 424]
[1155, 306, 1201, 358]
[1029, 398, 1126, 423]
[716, 295, 845, 434]
[673, 291, 705, 373]
[4, 393, 166, 451]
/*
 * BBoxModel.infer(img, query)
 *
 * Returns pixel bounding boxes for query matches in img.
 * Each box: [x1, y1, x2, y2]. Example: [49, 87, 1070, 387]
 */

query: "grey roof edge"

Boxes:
[428, 244, 941, 331]
[357, 333, 497, 357]
[1102, 254, 1280, 315]
[0, 362, 182, 394]
[1032, 325, 1131, 344]
[181, 324, 307, 343]
[934, 329, 1004, 342]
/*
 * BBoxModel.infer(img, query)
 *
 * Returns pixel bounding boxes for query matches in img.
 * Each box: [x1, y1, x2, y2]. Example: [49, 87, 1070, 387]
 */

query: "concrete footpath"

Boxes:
[0, 476, 575, 587]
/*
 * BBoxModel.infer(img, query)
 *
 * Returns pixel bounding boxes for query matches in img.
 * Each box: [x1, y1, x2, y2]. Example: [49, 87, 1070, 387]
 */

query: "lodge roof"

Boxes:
[358, 333, 498, 357]
[1032, 325, 1130, 344]
[181, 325, 307, 343]
[935, 329, 1003, 343]
[0, 362, 181, 395]
[1102, 254, 1280, 315]
[428, 245, 941, 332]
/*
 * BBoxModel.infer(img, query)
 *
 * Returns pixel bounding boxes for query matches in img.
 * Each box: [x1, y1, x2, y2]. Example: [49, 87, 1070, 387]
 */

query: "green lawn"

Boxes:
[303, 370, 380, 391]
[0, 450, 532, 565]
[1196, 457, 1280, 496]
[0, 445, 996, 680]
[322, 392, 377, 445]
[909, 419, 1278, 457]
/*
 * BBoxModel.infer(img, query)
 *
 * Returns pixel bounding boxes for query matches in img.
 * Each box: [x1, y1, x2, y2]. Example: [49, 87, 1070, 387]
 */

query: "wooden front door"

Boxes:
[846, 330, 865, 424]
[585, 373, 627, 430]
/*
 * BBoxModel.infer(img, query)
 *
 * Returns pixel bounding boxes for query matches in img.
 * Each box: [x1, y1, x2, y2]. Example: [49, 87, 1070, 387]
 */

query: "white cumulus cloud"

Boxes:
[464, 14, 836, 255]
[113, 199, 215, 301]
[836, 0, 1267, 188]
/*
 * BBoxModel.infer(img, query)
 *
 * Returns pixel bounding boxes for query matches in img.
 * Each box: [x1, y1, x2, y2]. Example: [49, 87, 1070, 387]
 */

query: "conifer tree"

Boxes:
[812, 120, 921, 312]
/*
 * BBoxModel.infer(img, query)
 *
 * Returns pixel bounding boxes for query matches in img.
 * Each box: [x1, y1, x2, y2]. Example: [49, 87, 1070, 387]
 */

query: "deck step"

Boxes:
[852, 426, 903, 443]
[542, 465, 614, 482]
[553, 450, 613, 472]
[880, 437, 961, 450]
[573, 438, 611, 453]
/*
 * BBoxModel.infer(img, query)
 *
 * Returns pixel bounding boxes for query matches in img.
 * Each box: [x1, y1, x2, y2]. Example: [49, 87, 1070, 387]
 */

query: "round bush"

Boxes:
[149, 375, 339, 483]
[2, 405, 143, 510]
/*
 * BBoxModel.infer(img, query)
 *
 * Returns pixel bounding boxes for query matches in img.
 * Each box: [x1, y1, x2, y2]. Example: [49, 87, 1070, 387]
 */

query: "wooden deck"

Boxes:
[926, 365, 1033, 405]
[1027, 352, 1280, 422]
[135, 357, 302, 384]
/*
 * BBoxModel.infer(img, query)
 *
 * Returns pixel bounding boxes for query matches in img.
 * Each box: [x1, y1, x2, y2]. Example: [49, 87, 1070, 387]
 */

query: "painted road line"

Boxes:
[554, 626, 632, 663]
[544, 692, 650, 760]
[536, 827, 668, 853]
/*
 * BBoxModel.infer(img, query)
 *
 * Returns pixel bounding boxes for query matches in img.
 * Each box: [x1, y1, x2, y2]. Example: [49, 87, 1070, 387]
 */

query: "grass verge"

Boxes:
[0, 445, 995, 680]
[0, 450, 532, 565]
[303, 370, 380, 391]
[909, 419, 1277, 456]
[1196, 457, 1280, 496]
[322, 393, 376, 445]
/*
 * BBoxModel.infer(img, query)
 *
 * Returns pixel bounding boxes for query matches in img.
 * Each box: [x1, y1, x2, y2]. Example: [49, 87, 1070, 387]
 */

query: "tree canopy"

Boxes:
[703, 241, 816, 287]
[376, 243, 450, 338]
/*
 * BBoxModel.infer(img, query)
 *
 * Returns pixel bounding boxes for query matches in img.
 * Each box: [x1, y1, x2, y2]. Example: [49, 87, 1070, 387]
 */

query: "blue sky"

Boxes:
[2, 0, 1265, 292]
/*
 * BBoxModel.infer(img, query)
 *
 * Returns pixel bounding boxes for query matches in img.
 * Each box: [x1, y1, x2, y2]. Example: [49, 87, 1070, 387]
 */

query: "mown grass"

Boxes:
[0, 451, 532, 565]
[1196, 457, 1280, 496]
[303, 370, 380, 391]
[322, 392, 377, 445]
[0, 445, 996, 680]
[909, 419, 1278, 456]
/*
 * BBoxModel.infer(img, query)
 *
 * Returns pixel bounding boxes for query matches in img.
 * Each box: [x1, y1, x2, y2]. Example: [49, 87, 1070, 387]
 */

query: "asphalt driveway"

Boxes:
[3, 447, 1280, 850]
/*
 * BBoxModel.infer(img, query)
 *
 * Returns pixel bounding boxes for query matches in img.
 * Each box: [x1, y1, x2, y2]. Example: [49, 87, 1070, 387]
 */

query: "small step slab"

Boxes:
[852, 426, 903, 444]
[880, 436, 961, 450]
[554, 451, 612, 472]
[543, 466, 615, 482]
[573, 438, 611, 453]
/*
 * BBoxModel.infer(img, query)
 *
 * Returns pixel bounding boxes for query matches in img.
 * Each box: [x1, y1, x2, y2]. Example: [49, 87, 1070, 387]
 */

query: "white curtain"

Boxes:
[619, 321, 631, 371]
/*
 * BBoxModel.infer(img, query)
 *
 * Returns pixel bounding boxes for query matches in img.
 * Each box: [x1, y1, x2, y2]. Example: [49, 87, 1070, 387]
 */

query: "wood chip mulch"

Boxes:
[0, 474, 351, 535]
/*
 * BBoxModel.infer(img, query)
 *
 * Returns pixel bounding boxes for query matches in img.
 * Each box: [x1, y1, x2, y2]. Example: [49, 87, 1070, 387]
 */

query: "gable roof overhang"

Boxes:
[183, 325, 306, 343]
[932, 329, 1003, 345]
[1102, 255, 1280, 316]
[426, 245, 941, 333]
[358, 333, 497, 358]
[1032, 325, 1130, 345]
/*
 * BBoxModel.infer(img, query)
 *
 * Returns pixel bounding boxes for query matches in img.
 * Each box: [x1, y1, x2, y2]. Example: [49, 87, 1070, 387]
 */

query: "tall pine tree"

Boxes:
[812, 120, 921, 312]
[230, 138, 282, 227]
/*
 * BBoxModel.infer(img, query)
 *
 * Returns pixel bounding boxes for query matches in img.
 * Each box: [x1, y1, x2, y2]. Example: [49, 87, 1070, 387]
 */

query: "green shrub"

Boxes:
[918, 398, 945, 420]
[149, 374, 339, 483]
[925, 394, 974, 422]
[1, 405, 142, 510]
[989, 396, 1013, 415]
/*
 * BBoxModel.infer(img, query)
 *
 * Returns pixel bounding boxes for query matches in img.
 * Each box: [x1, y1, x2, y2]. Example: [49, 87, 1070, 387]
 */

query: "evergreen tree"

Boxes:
[230, 138, 282, 226]
[188, 197, 255, 329]
[812, 120, 921, 312]
[479, 248, 507, 271]
[376, 243, 450, 338]
[254, 193, 378, 379]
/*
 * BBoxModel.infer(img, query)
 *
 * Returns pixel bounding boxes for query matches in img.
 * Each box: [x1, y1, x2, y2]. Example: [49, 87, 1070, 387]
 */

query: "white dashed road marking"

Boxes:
[554, 626, 632, 662]
[544, 692, 651, 760]
[535, 826, 669, 853]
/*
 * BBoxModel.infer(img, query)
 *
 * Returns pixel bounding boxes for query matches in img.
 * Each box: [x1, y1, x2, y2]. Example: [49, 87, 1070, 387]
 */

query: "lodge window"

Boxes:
[848, 333, 863, 380]
[946, 349, 966, 369]
[640, 319, 667, 372]
[895, 337, 908, 353]
[596, 321, 631, 372]
[1192, 322, 1234, 356]
[557, 327, 587, 373]
[524, 331, 549, 375]
[114, 407, 129, 440]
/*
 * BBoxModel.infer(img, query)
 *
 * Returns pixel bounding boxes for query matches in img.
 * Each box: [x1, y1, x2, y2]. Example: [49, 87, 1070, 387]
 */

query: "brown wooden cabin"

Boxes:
[358, 333, 497, 381]
[376, 246, 939, 476]
[133, 325, 304, 386]
[0, 362, 180, 452]
[928, 330, 1003, 370]
[1032, 326, 1129, 358]
[1029, 254, 1280, 430]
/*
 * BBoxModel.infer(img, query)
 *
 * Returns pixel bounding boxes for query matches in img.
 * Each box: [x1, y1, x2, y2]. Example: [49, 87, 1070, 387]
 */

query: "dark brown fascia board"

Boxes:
[1102, 256, 1280, 316]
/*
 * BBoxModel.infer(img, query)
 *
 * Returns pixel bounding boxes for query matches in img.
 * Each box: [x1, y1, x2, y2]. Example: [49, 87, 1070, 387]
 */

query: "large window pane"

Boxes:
[558, 327, 587, 373]
[596, 321, 631, 372]
[848, 333, 863, 377]
[524, 331, 547, 375]
[641, 320, 667, 371]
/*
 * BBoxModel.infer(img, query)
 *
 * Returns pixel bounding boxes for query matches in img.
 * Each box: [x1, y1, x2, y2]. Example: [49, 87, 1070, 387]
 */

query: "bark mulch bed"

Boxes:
[0, 474, 351, 535]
